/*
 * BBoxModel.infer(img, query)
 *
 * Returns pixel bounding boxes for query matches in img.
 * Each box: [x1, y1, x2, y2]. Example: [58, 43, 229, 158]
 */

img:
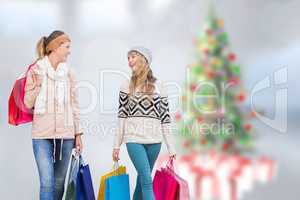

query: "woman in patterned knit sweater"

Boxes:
[112, 46, 176, 200]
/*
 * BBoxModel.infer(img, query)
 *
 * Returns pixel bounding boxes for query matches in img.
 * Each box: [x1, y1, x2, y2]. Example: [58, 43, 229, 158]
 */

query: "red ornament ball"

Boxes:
[197, 116, 204, 123]
[222, 142, 230, 151]
[243, 123, 252, 132]
[228, 77, 240, 86]
[190, 84, 198, 92]
[228, 53, 236, 61]
[207, 71, 216, 79]
[236, 92, 246, 102]
[175, 112, 182, 121]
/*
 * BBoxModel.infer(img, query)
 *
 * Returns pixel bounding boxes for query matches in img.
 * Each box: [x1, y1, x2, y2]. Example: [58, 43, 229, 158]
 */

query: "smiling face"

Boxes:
[54, 41, 71, 62]
[128, 51, 139, 71]
[127, 51, 148, 72]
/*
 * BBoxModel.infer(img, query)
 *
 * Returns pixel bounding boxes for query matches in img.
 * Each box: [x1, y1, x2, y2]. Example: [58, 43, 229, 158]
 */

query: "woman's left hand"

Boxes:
[75, 134, 83, 154]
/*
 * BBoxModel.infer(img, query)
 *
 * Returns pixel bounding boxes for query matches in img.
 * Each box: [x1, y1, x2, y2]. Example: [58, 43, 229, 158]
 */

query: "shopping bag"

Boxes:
[63, 149, 80, 200]
[76, 156, 96, 200]
[153, 158, 180, 200]
[104, 173, 130, 200]
[8, 64, 34, 125]
[164, 159, 190, 200]
[97, 162, 126, 200]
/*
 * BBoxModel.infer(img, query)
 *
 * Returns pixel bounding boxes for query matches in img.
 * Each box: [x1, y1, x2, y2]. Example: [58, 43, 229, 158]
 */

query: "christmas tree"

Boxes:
[176, 8, 255, 154]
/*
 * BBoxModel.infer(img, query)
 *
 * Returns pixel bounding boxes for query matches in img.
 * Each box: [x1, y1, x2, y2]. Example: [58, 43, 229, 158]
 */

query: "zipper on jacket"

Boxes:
[54, 80, 57, 134]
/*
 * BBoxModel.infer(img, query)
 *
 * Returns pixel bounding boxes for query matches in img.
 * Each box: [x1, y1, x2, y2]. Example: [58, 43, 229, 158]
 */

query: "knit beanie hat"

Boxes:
[128, 46, 152, 65]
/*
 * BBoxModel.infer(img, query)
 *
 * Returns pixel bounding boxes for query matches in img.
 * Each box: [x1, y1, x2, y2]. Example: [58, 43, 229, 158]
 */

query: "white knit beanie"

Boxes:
[128, 46, 152, 65]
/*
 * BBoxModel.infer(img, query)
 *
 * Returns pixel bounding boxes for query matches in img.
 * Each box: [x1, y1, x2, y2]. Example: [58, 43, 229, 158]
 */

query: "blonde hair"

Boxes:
[129, 51, 157, 94]
[35, 30, 66, 60]
[36, 36, 47, 59]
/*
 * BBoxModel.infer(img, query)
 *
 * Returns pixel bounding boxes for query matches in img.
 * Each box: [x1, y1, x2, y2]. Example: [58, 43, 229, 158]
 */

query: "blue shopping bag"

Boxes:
[76, 156, 96, 200]
[104, 173, 130, 200]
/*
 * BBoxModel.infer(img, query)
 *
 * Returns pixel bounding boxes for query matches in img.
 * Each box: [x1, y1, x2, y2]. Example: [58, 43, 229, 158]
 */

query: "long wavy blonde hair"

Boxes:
[129, 51, 157, 94]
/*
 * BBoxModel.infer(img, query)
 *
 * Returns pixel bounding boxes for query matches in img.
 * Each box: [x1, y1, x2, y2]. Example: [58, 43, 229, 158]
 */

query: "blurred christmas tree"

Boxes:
[175, 7, 256, 154]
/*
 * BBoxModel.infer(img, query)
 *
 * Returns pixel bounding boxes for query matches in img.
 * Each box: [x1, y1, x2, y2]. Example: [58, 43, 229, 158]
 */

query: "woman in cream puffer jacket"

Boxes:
[24, 30, 83, 200]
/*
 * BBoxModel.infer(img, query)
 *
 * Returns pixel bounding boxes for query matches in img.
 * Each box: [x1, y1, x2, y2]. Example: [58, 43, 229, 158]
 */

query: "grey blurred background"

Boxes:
[0, 0, 299, 199]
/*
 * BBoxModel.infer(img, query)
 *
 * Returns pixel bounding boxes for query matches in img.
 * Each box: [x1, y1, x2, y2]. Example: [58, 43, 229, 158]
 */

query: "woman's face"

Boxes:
[55, 41, 71, 62]
[128, 52, 147, 72]
[128, 52, 139, 71]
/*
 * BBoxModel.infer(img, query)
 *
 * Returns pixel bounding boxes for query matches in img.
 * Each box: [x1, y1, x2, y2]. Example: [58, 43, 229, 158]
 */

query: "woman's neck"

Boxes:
[48, 54, 60, 70]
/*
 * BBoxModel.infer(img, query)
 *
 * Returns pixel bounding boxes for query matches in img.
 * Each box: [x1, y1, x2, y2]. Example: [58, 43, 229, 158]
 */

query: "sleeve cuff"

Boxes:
[75, 132, 83, 136]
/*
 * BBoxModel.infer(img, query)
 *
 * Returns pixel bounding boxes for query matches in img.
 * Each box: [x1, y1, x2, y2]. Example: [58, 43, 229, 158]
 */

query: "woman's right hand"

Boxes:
[112, 148, 120, 161]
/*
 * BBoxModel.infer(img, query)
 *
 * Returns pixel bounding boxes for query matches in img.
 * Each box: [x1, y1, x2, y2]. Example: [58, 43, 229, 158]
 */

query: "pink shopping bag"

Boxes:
[153, 159, 179, 200]
[164, 159, 190, 200]
[8, 64, 34, 125]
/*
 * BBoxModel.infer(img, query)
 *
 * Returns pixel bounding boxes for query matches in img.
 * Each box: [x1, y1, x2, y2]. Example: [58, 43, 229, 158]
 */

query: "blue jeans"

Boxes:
[126, 143, 161, 200]
[32, 139, 74, 200]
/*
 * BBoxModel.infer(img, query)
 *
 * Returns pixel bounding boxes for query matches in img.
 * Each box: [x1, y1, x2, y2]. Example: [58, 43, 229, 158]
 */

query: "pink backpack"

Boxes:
[8, 64, 35, 126]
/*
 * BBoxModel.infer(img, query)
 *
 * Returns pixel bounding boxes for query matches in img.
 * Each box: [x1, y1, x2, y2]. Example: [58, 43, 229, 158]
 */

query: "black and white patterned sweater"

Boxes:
[113, 80, 176, 155]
